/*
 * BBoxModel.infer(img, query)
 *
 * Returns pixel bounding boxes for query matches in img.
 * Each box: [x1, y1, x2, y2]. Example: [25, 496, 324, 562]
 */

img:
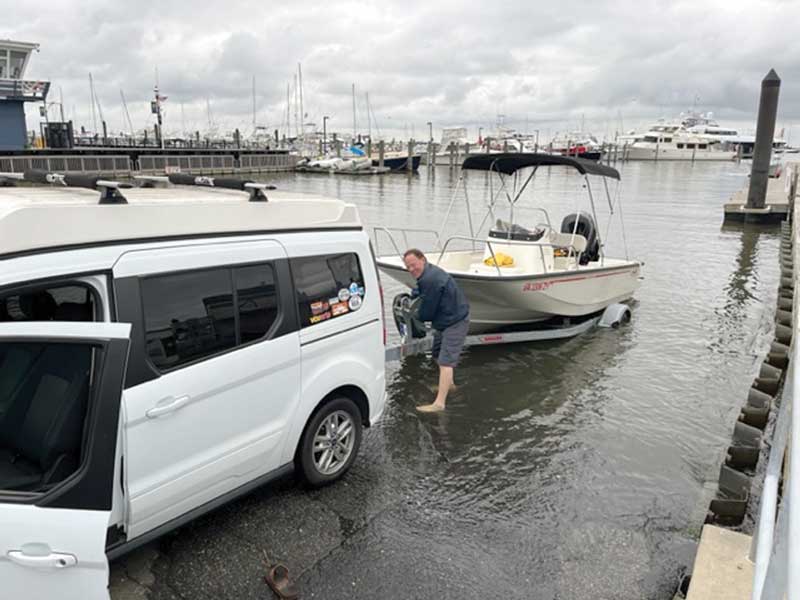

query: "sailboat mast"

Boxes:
[352, 83, 356, 141]
[286, 82, 291, 139]
[293, 74, 299, 138]
[298, 63, 304, 138]
[120, 89, 134, 138]
[88, 73, 97, 134]
[365, 92, 371, 140]
[252, 75, 256, 129]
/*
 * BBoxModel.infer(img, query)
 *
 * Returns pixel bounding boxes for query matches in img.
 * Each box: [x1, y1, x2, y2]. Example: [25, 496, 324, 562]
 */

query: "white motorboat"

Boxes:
[374, 153, 642, 332]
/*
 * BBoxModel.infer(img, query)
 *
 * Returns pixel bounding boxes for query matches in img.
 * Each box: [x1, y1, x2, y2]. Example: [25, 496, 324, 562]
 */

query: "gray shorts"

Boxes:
[432, 317, 470, 367]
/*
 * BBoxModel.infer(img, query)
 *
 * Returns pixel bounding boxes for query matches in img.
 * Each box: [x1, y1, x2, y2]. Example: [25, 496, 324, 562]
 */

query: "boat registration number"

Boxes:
[522, 281, 552, 292]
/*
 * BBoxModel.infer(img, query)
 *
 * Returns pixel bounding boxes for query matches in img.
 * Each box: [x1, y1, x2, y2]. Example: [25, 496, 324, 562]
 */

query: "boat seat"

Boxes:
[488, 219, 545, 242]
[548, 232, 588, 254]
[0, 344, 91, 492]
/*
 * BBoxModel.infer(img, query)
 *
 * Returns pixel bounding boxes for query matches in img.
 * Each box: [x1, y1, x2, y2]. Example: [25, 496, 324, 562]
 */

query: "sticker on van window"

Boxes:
[328, 297, 340, 306]
[349, 282, 359, 295]
[309, 311, 332, 324]
[310, 300, 330, 315]
[331, 301, 349, 317]
[348, 295, 362, 311]
[338, 288, 350, 302]
[357, 286, 365, 297]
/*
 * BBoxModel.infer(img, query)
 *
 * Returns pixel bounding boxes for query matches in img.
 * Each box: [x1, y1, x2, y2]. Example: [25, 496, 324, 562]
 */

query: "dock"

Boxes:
[684, 166, 799, 599]
[723, 166, 795, 223]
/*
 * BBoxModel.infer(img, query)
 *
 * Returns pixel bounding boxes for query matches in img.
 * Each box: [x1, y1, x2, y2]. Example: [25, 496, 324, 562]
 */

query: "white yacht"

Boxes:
[624, 130, 736, 161]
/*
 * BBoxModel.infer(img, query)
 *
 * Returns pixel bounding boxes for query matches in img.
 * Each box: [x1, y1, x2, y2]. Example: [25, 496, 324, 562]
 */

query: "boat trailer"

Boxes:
[384, 294, 632, 362]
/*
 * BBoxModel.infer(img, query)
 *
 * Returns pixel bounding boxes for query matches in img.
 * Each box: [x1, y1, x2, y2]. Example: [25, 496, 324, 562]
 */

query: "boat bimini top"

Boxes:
[461, 152, 621, 179]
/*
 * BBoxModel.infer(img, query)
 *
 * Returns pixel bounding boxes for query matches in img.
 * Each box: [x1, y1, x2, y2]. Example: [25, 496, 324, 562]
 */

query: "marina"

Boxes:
[2, 7, 800, 599]
[100, 158, 787, 599]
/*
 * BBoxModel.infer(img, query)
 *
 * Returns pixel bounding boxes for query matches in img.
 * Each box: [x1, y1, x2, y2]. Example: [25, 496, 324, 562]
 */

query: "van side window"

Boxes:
[235, 264, 278, 343]
[141, 263, 280, 370]
[291, 253, 365, 327]
[0, 284, 97, 322]
[142, 268, 236, 369]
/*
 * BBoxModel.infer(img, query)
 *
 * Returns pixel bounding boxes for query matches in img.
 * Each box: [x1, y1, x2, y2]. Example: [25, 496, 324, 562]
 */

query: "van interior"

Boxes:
[0, 284, 97, 492]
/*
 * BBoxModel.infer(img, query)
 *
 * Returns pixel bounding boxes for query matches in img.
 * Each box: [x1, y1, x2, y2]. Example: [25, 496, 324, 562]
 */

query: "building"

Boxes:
[0, 40, 50, 150]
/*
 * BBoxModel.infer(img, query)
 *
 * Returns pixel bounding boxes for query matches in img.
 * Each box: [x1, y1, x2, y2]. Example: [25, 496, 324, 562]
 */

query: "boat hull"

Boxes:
[372, 154, 421, 171]
[623, 146, 736, 161]
[377, 257, 641, 333]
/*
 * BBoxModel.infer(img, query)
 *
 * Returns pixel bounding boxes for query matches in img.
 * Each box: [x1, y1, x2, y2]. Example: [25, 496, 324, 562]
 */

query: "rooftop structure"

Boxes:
[0, 40, 50, 150]
[0, 182, 361, 258]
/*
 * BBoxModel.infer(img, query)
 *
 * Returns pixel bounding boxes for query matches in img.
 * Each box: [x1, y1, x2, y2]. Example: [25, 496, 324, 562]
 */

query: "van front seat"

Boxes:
[0, 344, 92, 491]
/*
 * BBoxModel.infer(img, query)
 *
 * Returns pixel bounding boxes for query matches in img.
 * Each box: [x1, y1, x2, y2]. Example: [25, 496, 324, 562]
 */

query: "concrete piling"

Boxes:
[746, 70, 781, 210]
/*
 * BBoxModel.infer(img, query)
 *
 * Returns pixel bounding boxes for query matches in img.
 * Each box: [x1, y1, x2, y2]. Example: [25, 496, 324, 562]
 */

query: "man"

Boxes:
[402, 248, 470, 412]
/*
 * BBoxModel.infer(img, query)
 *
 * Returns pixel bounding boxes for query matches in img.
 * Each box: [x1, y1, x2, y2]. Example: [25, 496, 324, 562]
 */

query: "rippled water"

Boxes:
[257, 161, 779, 598]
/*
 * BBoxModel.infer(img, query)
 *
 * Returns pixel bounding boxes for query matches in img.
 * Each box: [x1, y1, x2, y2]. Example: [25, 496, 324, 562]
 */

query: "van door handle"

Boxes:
[8, 550, 77, 569]
[146, 395, 191, 418]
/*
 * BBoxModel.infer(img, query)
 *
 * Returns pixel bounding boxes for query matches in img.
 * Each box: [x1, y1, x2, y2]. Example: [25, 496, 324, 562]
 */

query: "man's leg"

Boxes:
[418, 319, 467, 412]
[418, 365, 452, 412]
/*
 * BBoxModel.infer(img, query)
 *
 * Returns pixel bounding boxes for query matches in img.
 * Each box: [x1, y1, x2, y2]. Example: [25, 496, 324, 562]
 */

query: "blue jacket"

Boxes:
[414, 263, 469, 331]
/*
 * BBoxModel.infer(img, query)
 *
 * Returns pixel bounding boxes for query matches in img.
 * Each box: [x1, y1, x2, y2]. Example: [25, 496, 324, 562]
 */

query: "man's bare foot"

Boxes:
[417, 402, 445, 413]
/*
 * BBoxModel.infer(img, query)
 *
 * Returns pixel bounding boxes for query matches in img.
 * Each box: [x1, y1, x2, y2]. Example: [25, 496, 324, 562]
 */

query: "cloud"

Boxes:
[3, 0, 798, 140]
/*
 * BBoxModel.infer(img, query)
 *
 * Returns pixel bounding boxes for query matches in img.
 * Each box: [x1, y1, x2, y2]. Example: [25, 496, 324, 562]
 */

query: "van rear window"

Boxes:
[291, 253, 365, 327]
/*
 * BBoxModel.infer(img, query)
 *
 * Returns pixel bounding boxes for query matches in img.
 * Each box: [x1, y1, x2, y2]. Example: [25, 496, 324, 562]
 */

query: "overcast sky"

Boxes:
[4, 0, 799, 141]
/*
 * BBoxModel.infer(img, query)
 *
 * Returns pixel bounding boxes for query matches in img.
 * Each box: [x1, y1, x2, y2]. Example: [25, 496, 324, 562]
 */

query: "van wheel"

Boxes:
[297, 397, 362, 487]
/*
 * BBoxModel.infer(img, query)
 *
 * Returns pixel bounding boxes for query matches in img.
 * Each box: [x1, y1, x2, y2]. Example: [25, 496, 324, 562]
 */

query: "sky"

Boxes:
[3, 0, 799, 143]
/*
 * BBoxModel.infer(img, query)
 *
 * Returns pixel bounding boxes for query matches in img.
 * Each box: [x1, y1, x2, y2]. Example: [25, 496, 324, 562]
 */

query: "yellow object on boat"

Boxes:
[484, 252, 515, 267]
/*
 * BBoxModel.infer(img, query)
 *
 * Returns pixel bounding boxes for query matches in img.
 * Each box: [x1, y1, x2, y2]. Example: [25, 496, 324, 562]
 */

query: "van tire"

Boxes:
[297, 397, 362, 487]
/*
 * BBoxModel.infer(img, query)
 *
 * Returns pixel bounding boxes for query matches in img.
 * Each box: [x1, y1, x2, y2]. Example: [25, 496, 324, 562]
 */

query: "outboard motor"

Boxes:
[560, 212, 600, 264]
[392, 293, 427, 341]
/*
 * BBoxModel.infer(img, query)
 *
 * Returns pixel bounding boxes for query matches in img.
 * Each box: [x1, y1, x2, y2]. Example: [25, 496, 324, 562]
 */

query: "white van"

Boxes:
[0, 177, 386, 599]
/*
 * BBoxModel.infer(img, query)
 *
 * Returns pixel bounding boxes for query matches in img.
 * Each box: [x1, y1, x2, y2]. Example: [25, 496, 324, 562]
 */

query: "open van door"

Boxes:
[0, 322, 131, 600]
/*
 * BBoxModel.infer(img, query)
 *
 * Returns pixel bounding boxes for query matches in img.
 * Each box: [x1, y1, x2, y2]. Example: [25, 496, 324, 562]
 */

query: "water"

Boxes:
[167, 163, 779, 599]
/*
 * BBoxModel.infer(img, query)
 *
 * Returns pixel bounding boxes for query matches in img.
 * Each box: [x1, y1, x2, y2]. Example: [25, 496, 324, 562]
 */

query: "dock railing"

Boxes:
[749, 219, 799, 600]
[0, 154, 131, 176]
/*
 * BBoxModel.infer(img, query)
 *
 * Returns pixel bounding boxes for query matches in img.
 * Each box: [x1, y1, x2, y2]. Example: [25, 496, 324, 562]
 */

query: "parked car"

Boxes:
[0, 178, 387, 599]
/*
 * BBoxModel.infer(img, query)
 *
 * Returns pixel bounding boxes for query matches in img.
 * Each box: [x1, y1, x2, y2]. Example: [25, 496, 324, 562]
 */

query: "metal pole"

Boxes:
[379, 140, 385, 168]
[747, 69, 781, 209]
[584, 175, 603, 263]
[407, 139, 414, 172]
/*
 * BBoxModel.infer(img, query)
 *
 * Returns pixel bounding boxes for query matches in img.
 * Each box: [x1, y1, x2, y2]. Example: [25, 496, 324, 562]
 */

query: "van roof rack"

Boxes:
[0, 170, 129, 204]
[135, 174, 275, 202]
